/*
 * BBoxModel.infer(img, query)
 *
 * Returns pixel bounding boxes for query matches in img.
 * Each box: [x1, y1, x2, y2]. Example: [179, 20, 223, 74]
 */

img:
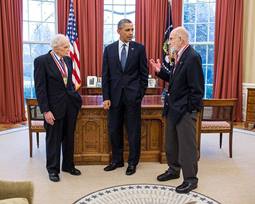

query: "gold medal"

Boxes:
[63, 76, 68, 86]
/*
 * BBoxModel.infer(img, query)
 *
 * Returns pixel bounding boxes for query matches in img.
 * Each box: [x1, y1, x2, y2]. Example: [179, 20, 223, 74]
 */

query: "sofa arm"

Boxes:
[0, 198, 29, 204]
[0, 180, 33, 204]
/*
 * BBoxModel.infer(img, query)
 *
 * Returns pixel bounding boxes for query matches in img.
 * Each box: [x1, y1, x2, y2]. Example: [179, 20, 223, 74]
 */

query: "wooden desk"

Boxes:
[74, 95, 166, 165]
[81, 86, 161, 95]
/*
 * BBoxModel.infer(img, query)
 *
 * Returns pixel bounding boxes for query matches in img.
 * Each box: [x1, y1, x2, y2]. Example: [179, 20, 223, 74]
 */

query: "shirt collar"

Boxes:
[52, 51, 62, 61]
[177, 44, 189, 59]
[119, 40, 129, 49]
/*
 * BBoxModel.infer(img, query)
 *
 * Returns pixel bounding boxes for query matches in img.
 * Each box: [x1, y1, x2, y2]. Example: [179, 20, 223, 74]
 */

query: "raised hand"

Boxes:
[149, 59, 161, 73]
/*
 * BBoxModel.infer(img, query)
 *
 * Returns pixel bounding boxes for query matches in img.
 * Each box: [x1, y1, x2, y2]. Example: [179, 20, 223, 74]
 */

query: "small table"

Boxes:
[81, 86, 161, 95]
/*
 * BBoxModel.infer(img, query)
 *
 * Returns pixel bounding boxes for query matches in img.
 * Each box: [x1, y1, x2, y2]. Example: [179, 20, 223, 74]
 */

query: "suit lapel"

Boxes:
[63, 57, 72, 86]
[111, 42, 121, 72]
[63, 57, 72, 78]
[169, 46, 191, 86]
[124, 41, 135, 71]
[47, 52, 64, 82]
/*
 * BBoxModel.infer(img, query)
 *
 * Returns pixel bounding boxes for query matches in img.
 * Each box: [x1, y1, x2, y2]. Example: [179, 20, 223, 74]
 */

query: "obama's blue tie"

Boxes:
[121, 44, 127, 71]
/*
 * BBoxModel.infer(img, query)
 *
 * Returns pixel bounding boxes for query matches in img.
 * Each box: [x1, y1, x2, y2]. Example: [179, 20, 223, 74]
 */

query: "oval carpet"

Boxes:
[74, 184, 220, 204]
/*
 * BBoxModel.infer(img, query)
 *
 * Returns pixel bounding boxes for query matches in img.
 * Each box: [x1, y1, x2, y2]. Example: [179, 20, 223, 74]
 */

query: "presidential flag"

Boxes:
[66, 0, 81, 90]
[162, 1, 173, 70]
[161, 1, 173, 116]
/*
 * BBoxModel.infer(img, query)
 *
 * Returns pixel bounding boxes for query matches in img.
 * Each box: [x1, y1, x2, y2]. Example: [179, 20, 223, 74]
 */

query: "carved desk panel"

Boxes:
[74, 95, 166, 165]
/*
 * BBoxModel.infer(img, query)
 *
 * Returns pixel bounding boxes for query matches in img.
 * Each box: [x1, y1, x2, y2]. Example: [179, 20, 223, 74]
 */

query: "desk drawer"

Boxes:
[248, 97, 255, 104]
[246, 112, 255, 121]
[248, 89, 255, 96]
[247, 104, 255, 112]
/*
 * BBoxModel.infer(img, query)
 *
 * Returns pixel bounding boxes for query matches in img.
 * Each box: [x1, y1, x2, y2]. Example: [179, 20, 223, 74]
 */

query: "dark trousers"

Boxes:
[45, 99, 79, 174]
[165, 112, 198, 183]
[108, 92, 141, 166]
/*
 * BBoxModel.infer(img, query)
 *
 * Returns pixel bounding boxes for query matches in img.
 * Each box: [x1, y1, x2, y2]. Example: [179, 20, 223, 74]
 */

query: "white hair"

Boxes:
[50, 34, 69, 48]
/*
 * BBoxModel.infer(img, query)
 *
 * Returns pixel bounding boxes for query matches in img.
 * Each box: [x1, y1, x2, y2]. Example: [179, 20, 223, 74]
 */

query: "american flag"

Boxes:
[66, 0, 81, 90]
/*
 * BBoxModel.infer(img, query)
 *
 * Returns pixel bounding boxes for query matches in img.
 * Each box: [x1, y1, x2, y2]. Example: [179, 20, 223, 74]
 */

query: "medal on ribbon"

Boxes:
[63, 76, 68, 86]
[50, 51, 68, 87]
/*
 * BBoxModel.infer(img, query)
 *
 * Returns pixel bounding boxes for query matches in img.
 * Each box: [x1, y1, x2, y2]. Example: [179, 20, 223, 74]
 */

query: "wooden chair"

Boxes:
[197, 99, 237, 158]
[26, 98, 45, 157]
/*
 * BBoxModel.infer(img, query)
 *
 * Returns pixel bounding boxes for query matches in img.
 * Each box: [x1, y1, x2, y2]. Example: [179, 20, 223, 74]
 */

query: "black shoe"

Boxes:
[49, 173, 60, 182]
[104, 163, 124, 171]
[175, 181, 197, 194]
[157, 170, 180, 181]
[62, 168, 81, 176]
[126, 165, 136, 175]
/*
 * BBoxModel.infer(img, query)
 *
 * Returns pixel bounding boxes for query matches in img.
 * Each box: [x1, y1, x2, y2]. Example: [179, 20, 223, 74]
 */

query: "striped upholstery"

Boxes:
[202, 121, 230, 131]
[31, 121, 44, 130]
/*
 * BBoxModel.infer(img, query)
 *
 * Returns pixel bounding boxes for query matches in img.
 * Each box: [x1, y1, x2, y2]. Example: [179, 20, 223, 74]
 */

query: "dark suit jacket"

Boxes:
[102, 41, 148, 107]
[157, 45, 204, 125]
[34, 51, 82, 120]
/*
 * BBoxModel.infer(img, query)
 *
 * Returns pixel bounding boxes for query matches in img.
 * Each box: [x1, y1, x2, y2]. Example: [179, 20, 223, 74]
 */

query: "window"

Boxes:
[23, 0, 57, 99]
[104, 0, 136, 47]
[183, 0, 216, 98]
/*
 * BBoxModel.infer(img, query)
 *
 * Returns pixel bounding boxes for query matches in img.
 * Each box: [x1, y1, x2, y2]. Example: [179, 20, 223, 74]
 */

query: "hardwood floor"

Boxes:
[234, 121, 255, 131]
[0, 122, 27, 131]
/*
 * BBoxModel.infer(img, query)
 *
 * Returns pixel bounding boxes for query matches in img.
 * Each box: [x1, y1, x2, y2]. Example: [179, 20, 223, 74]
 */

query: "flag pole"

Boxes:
[66, 0, 81, 91]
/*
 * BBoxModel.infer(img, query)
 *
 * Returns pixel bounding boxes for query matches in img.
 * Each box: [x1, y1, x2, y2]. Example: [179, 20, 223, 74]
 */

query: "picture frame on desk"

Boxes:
[96, 77, 102, 87]
[148, 78, 156, 88]
[87, 76, 97, 87]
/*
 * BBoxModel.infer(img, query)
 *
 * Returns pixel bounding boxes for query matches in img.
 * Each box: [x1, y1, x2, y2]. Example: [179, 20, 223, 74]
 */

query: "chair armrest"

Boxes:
[0, 180, 33, 204]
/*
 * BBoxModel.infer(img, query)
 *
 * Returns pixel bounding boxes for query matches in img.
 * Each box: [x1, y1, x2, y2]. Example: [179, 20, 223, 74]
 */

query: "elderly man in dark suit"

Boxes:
[150, 27, 204, 193]
[102, 19, 148, 176]
[34, 34, 82, 182]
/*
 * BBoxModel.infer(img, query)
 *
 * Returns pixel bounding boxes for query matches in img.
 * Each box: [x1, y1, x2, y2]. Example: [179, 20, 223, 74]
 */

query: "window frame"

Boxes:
[182, 0, 216, 99]
[23, 0, 57, 100]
